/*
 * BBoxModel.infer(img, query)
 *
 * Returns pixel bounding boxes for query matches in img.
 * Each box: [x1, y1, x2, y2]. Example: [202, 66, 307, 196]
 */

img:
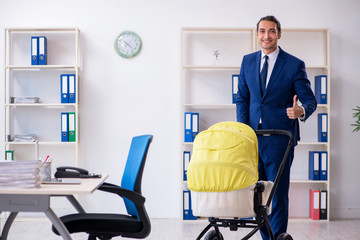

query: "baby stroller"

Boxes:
[187, 121, 293, 240]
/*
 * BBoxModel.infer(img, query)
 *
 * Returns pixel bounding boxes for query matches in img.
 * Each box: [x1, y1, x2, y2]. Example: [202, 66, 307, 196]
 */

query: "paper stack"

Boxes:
[0, 160, 42, 188]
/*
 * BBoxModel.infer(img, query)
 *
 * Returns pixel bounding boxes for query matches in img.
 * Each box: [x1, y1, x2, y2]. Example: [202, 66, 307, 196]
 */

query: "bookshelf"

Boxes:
[181, 28, 330, 221]
[3, 28, 81, 216]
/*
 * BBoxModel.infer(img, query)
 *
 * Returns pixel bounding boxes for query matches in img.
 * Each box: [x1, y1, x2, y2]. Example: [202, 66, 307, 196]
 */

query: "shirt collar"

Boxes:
[261, 46, 280, 60]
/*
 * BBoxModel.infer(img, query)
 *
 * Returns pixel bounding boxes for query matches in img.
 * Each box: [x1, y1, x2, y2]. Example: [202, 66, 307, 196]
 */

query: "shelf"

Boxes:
[297, 142, 328, 146]
[5, 142, 77, 146]
[5, 65, 78, 70]
[183, 104, 235, 109]
[182, 65, 240, 70]
[5, 103, 77, 108]
[290, 180, 328, 184]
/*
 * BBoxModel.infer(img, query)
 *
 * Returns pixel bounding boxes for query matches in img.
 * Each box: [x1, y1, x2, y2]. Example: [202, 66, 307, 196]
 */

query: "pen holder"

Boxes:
[40, 162, 52, 181]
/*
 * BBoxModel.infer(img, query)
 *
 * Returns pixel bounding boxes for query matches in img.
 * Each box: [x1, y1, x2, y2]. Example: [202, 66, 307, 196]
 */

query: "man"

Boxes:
[236, 16, 317, 239]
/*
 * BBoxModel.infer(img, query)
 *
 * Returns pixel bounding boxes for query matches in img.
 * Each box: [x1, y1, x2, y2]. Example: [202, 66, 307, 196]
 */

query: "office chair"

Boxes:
[52, 135, 153, 240]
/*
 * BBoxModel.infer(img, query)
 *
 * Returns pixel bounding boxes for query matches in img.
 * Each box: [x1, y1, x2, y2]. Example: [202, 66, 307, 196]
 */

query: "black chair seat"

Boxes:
[53, 213, 143, 236]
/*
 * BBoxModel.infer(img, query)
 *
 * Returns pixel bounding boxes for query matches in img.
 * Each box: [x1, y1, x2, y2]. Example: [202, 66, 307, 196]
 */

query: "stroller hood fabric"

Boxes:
[187, 121, 259, 192]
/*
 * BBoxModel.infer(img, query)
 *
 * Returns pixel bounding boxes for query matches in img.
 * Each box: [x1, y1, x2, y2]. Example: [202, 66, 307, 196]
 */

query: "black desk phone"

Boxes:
[54, 166, 102, 178]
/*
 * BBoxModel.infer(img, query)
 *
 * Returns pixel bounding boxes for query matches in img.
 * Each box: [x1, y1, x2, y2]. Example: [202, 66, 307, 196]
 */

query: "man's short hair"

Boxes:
[257, 15, 281, 33]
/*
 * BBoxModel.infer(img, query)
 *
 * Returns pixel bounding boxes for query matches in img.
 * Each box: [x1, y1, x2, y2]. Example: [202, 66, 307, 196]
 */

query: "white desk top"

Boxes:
[0, 174, 108, 195]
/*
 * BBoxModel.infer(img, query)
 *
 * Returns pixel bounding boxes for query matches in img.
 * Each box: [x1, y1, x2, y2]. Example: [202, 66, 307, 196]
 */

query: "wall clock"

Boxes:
[114, 31, 142, 58]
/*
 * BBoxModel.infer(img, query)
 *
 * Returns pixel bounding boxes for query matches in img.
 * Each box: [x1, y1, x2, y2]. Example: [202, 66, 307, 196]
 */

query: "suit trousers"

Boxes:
[257, 133, 295, 240]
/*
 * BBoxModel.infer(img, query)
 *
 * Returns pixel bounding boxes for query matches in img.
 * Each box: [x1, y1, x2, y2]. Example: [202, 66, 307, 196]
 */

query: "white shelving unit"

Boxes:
[3, 28, 81, 216]
[181, 27, 330, 221]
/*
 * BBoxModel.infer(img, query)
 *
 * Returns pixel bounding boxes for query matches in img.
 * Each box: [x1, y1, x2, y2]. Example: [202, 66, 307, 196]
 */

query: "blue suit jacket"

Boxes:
[236, 47, 317, 145]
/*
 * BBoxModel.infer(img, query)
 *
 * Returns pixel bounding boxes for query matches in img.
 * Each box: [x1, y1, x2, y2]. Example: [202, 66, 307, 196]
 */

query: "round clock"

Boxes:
[114, 31, 142, 58]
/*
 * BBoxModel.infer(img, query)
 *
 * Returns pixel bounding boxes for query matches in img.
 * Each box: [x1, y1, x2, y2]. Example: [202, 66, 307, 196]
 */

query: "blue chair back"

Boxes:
[121, 135, 153, 218]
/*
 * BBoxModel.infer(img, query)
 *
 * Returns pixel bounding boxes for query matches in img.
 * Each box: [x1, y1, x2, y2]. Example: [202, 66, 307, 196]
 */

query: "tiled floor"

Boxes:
[3, 218, 360, 239]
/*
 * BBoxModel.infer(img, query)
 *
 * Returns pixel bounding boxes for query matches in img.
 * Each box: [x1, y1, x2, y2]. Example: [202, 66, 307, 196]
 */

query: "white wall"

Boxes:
[0, 0, 359, 219]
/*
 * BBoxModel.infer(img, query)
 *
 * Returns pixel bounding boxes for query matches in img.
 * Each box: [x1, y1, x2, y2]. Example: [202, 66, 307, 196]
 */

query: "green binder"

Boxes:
[68, 112, 76, 142]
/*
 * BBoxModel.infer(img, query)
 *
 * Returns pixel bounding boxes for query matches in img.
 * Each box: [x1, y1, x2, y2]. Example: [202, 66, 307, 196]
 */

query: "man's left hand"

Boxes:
[287, 95, 304, 119]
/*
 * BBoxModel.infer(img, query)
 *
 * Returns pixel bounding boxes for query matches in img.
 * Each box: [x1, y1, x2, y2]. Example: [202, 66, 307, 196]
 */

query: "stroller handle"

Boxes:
[254, 129, 294, 208]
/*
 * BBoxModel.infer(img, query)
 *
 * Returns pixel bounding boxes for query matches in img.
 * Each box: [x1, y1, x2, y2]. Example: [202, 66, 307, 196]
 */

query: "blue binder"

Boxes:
[320, 151, 328, 181]
[315, 75, 327, 104]
[183, 151, 190, 181]
[309, 151, 320, 180]
[318, 113, 328, 142]
[61, 112, 69, 142]
[191, 113, 199, 142]
[183, 190, 197, 220]
[184, 112, 192, 142]
[61, 74, 69, 103]
[38, 36, 47, 65]
[68, 74, 76, 103]
[31, 36, 39, 65]
[232, 74, 239, 104]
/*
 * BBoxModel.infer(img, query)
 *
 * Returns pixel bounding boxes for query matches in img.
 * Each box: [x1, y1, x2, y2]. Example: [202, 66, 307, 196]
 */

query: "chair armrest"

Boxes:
[98, 182, 145, 206]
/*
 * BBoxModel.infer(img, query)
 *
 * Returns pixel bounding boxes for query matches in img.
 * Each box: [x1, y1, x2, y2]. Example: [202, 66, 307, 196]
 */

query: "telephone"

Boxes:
[54, 166, 102, 178]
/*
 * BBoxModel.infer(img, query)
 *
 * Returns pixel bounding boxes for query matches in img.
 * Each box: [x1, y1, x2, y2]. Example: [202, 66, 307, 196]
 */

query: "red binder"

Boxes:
[309, 189, 320, 220]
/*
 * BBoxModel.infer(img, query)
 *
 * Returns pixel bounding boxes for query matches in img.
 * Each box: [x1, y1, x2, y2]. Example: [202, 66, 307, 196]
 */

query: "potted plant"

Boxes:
[352, 106, 360, 132]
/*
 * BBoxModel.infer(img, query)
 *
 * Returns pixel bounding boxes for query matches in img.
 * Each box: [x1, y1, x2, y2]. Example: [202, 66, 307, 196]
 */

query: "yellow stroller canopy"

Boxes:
[187, 121, 258, 192]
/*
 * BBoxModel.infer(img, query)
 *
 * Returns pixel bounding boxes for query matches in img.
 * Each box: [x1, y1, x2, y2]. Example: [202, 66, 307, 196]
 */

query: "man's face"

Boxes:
[257, 20, 281, 54]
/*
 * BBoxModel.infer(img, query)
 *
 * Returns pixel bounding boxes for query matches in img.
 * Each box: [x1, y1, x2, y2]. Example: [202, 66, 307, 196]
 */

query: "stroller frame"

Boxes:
[195, 129, 294, 240]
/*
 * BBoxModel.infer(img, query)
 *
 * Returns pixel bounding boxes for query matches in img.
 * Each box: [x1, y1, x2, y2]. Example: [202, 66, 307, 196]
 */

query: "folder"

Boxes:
[320, 151, 328, 181]
[5, 150, 14, 161]
[309, 151, 320, 180]
[315, 75, 327, 104]
[68, 112, 76, 142]
[232, 74, 239, 104]
[183, 151, 190, 181]
[61, 74, 69, 103]
[38, 36, 47, 65]
[68, 74, 76, 103]
[31, 36, 39, 65]
[318, 113, 328, 142]
[61, 112, 69, 142]
[183, 190, 197, 220]
[320, 190, 328, 220]
[191, 113, 199, 142]
[309, 189, 320, 220]
[184, 112, 192, 142]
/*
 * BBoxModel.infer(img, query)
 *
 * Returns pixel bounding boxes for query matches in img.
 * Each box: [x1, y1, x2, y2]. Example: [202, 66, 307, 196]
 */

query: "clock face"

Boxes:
[114, 31, 142, 58]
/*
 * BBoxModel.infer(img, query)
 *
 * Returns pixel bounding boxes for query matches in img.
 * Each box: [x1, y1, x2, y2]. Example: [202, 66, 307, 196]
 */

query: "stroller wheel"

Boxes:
[277, 233, 293, 240]
[204, 230, 224, 240]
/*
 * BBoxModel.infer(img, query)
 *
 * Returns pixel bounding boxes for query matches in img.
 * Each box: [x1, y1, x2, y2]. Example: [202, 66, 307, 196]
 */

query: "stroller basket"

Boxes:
[187, 122, 293, 240]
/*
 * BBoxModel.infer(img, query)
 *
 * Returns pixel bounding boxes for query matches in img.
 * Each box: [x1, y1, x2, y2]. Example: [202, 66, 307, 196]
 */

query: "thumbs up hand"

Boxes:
[286, 95, 304, 119]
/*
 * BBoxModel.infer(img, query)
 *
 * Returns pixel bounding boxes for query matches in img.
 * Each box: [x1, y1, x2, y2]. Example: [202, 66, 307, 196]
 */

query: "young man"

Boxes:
[236, 16, 317, 239]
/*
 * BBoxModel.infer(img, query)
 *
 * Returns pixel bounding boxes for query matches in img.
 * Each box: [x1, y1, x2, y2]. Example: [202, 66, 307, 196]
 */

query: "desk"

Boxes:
[0, 175, 108, 240]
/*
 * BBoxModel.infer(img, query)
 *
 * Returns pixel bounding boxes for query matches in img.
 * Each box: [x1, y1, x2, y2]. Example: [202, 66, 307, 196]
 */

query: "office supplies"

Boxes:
[68, 112, 76, 142]
[38, 36, 47, 65]
[320, 151, 328, 181]
[61, 112, 68, 142]
[232, 74, 239, 104]
[315, 75, 327, 104]
[0, 160, 42, 188]
[10, 96, 40, 103]
[183, 151, 190, 181]
[192, 113, 199, 142]
[55, 166, 101, 178]
[60, 74, 69, 103]
[31, 36, 39, 65]
[5, 150, 14, 161]
[309, 189, 320, 220]
[42, 178, 81, 184]
[309, 151, 320, 180]
[184, 112, 192, 142]
[68, 74, 76, 103]
[320, 190, 328, 220]
[183, 190, 197, 220]
[318, 113, 328, 142]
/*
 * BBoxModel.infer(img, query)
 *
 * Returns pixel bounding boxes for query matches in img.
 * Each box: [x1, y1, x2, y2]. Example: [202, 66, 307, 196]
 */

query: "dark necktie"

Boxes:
[260, 55, 269, 96]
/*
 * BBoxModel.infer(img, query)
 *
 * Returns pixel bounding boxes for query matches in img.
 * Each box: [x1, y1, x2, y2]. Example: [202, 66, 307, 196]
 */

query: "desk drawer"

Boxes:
[0, 194, 49, 212]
